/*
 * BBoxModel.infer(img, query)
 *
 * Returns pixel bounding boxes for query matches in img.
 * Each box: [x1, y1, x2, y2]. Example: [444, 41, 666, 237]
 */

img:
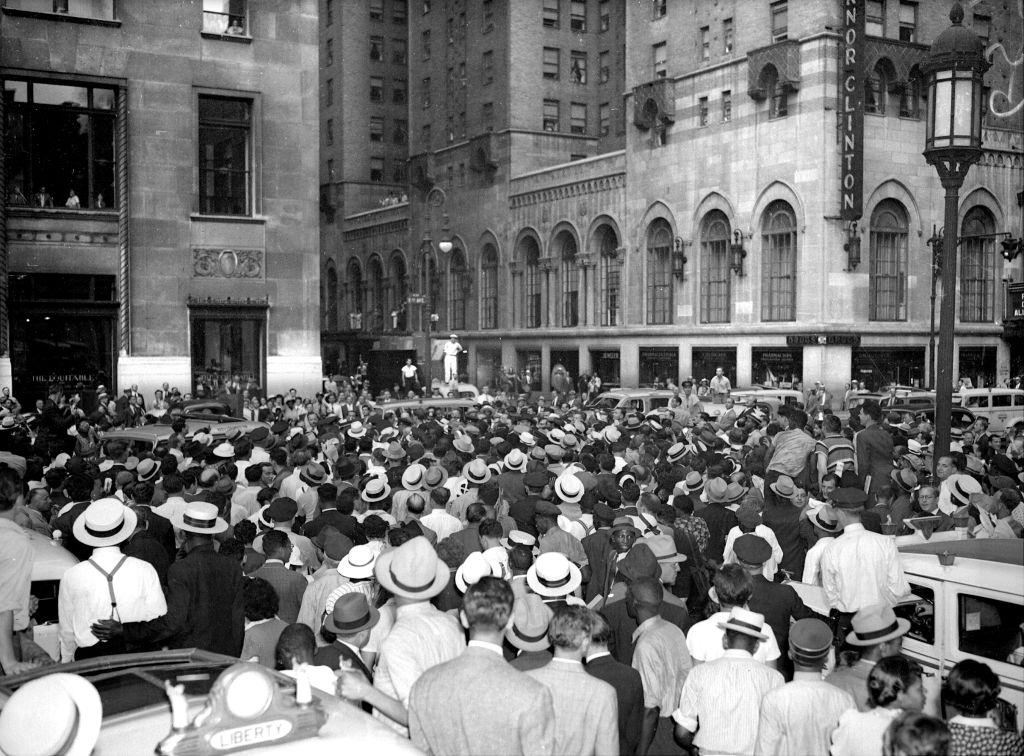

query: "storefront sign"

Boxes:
[1007, 283, 1024, 321]
[840, 0, 865, 220]
[786, 334, 861, 347]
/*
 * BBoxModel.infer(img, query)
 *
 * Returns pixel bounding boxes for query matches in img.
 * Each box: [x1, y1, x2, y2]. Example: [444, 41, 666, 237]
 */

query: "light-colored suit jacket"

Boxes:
[408, 645, 556, 756]
[527, 659, 619, 756]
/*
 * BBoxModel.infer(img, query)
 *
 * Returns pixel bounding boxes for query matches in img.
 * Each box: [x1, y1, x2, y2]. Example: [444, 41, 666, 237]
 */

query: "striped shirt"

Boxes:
[672, 649, 784, 755]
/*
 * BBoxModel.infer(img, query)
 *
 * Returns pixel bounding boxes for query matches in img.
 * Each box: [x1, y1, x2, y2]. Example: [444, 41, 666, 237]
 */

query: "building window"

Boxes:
[865, 65, 887, 114]
[325, 78, 333, 107]
[653, 42, 667, 78]
[762, 66, 788, 118]
[483, 0, 493, 26]
[189, 308, 265, 395]
[701, 26, 710, 61]
[899, 72, 920, 118]
[543, 47, 561, 80]
[393, 77, 407, 104]
[326, 39, 334, 65]
[198, 95, 251, 215]
[599, 0, 610, 31]
[543, 99, 560, 131]
[770, 1, 787, 42]
[369, 116, 384, 142]
[482, 102, 494, 131]
[960, 206, 997, 322]
[598, 51, 611, 83]
[599, 102, 610, 135]
[422, 78, 431, 108]
[972, 13, 991, 42]
[4, 79, 118, 210]
[570, 0, 586, 31]
[392, 161, 407, 184]
[366, 255, 386, 331]
[369, 0, 383, 21]
[393, 0, 407, 24]
[388, 253, 408, 330]
[480, 244, 499, 329]
[446, 164, 453, 185]
[393, 119, 407, 144]
[653, 0, 666, 19]
[392, 39, 407, 65]
[370, 36, 384, 61]
[761, 201, 797, 321]
[370, 157, 384, 182]
[869, 199, 909, 321]
[700, 211, 731, 323]
[722, 90, 732, 122]
[522, 237, 543, 328]
[570, 102, 587, 134]
[597, 225, 620, 326]
[723, 18, 734, 53]
[556, 232, 579, 326]
[202, 0, 247, 35]
[446, 116, 455, 143]
[866, 0, 884, 36]
[483, 51, 494, 85]
[370, 76, 384, 102]
[325, 0, 333, 25]
[570, 51, 587, 84]
[346, 258, 364, 319]
[543, 0, 559, 28]
[898, 2, 916, 42]
[646, 219, 673, 325]
[422, 29, 431, 58]
[698, 96, 709, 126]
[325, 265, 338, 330]
[449, 249, 468, 331]
[326, 158, 334, 180]
[326, 117, 334, 145]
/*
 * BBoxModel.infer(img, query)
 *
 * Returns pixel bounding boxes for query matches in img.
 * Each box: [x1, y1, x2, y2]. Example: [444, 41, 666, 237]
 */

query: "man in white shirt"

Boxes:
[442, 334, 464, 384]
[709, 367, 732, 403]
[58, 498, 166, 662]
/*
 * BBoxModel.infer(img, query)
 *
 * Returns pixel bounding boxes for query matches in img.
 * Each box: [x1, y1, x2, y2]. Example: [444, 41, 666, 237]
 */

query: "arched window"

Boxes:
[325, 264, 338, 330]
[761, 65, 788, 119]
[480, 243, 499, 329]
[960, 206, 997, 322]
[865, 64, 887, 114]
[346, 257, 363, 329]
[521, 237, 543, 328]
[646, 219, 673, 325]
[761, 201, 797, 321]
[557, 231, 579, 326]
[449, 247, 469, 331]
[900, 66, 921, 118]
[367, 255, 385, 331]
[869, 199, 909, 321]
[389, 251, 407, 331]
[595, 224, 620, 326]
[700, 211, 731, 323]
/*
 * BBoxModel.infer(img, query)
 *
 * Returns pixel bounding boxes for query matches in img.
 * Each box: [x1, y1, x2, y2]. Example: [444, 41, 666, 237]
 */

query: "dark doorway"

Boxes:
[590, 349, 620, 387]
[550, 349, 579, 393]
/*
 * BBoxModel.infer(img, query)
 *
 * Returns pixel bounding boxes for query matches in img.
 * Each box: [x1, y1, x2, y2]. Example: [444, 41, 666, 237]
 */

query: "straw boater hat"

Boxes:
[554, 474, 584, 505]
[504, 448, 528, 473]
[462, 458, 492, 486]
[346, 421, 368, 439]
[845, 604, 910, 646]
[338, 544, 378, 580]
[769, 475, 797, 499]
[0, 673, 103, 756]
[526, 552, 582, 597]
[172, 501, 228, 535]
[361, 477, 391, 504]
[135, 458, 160, 483]
[374, 536, 449, 600]
[505, 594, 554, 653]
[401, 463, 427, 491]
[701, 477, 730, 504]
[808, 505, 841, 533]
[501, 530, 537, 550]
[323, 593, 380, 636]
[423, 465, 449, 490]
[680, 471, 704, 496]
[453, 435, 475, 455]
[666, 442, 687, 464]
[455, 551, 502, 593]
[72, 498, 137, 548]
[718, 606, 769, 641]
[212, 442, 235, 459]
[948, 473, 983, 508]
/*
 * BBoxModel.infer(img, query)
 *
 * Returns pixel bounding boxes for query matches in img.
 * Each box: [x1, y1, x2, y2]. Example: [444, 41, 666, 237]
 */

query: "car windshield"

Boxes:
[588, 396, 622, 410]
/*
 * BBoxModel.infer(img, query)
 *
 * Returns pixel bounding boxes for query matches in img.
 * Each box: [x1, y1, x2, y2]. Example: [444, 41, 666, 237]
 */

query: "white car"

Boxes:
[952, 388, 1024, 434]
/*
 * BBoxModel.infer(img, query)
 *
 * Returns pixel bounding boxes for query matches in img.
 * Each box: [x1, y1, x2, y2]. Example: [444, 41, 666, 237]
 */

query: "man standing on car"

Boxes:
[709, 367, 731, 404]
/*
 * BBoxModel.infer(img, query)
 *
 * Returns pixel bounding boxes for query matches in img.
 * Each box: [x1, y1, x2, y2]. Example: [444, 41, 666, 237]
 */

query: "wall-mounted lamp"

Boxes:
[438, 239, 454, 254]
[729, 230, 746, 277]
[672, 237, 688, 280]
[1000, 234, 1023, 262]
[843, 221, 861, 271]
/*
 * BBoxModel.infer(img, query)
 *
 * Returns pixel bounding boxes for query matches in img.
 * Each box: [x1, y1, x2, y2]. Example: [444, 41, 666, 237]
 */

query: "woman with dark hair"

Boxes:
[832, 656, 926, 756]
[240, 577, 288, 669]
[883, 711, 950, 756]
[943, 659, 1024, 755]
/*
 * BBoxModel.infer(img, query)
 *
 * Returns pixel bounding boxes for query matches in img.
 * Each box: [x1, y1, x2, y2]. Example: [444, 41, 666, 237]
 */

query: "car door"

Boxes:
[895, 575, 944, 718]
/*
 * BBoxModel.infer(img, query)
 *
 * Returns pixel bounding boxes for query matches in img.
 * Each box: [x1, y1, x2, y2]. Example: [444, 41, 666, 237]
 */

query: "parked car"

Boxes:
[377, 397, 478, 415]
[883, 404, 978, 433]
[586, 389, 678, 415]
[729, 388, 805, 412]
[951, 388, 1024, 434]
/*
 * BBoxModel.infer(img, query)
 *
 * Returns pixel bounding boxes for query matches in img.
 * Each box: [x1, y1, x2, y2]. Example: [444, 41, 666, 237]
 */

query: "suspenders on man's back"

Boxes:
[87, 555, 128, 622]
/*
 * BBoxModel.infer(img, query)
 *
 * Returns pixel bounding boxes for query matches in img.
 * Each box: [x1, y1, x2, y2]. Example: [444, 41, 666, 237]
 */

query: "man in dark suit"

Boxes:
[580, 503, 621, 603]
[735, 534, 821, 680]
[440, 502, 487, 555]
[314, 593, 377, 711]
[854, 400, 895, 502]
[252, 530, 308, 624]
[695, 477, 738, 566]
[585, 610, 644, 756]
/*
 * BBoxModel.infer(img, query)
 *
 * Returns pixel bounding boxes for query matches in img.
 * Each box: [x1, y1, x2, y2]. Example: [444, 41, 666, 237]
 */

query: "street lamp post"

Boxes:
[415, 239, 453, 392]
[921, 2, 989, 466]
[926, 226, 943, 386]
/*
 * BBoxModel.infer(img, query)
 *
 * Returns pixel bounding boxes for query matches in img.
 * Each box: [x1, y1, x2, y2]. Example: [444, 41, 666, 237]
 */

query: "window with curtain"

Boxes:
[646, 220, 673, 325]
[559, 233, 580, 326]
[597, 225, 620, 326]
[480, 244, 498, 329]
[449, 248, 468, 331]
[960, 206, 996, 323]
[700, 211, 731, 323]
[389, 252, 407, 331]
[326, 265, 338, 330]
[869, 199, 909, 321]
[761, 201, 797, 321]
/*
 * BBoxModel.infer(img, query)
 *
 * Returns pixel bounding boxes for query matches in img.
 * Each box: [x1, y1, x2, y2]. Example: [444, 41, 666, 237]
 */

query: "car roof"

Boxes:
[99, 427, 172, 442]
[900, 538, 1023, 566]
[378, 397, 477, 411]
[899, 538, 1024, 595]
[596, 389, 676, 397]
[27, 529, 78, 581]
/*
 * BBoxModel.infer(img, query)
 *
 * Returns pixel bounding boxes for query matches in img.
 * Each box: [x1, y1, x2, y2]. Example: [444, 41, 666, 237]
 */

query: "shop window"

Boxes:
[960, 206, 997, 323]
[190, 308, 266, 397]
[4, 79, 117, 210]
[202, 0, 246, 35]
[761, 200, 797, 322]
[869, 199, 909, 321]
[646, 219, 673, 325]
[639, 347, 678, 388]
[958, 592, 1024, 664]
[198, 95, 252, 216]
[701, 210, 731, 323]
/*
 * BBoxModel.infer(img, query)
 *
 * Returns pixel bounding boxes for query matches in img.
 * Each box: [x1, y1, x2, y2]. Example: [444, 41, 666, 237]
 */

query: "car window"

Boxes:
[894, 583, 935, 645]
[964, 395, 986, 408]
[1014, 394, 1024, 407]
[992, 394, 1012, 408]
[650, 398, 670, 409]
[957, 592, 1024, 665]
[31, 579, 60, 625]
[625, 400, 640, 411]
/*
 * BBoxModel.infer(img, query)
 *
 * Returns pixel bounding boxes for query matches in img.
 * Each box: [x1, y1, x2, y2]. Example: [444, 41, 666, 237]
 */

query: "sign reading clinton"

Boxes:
[841, 0, 865, 221]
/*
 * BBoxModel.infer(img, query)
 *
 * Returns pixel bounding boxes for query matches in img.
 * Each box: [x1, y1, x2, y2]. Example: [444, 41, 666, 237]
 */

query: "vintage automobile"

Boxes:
[951, 388, 1024, 434]
[585, 389, 678, 416]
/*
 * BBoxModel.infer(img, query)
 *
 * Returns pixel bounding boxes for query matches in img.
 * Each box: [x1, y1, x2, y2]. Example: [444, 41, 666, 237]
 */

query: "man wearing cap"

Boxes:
[756, 619, 855, 755]
[672, 607, 785, 755]
[95, 501, 245, 658]
[57, 498, 167, 661]
[403, 578, 555, 755]
[585, 610, 644, 756]
[581, 503, 619, 603]
[827, 603, 910, 711]
[509, 469, 549, 536]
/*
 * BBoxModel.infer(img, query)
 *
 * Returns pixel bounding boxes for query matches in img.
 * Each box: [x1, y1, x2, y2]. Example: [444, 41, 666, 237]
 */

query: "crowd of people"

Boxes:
[1, 376, 1023, 755]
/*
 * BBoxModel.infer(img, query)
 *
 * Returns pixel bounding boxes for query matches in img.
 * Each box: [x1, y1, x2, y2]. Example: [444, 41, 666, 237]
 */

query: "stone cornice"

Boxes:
[509, 173, 625, 209]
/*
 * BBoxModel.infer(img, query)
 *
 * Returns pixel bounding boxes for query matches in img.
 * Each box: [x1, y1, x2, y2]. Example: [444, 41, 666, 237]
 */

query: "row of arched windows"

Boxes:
[323, 202, 999, 332]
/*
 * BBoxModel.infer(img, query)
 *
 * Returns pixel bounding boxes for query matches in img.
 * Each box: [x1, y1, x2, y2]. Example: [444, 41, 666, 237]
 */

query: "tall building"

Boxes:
[326, 0, 1022, 394]
[1, 1, 322, 404]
